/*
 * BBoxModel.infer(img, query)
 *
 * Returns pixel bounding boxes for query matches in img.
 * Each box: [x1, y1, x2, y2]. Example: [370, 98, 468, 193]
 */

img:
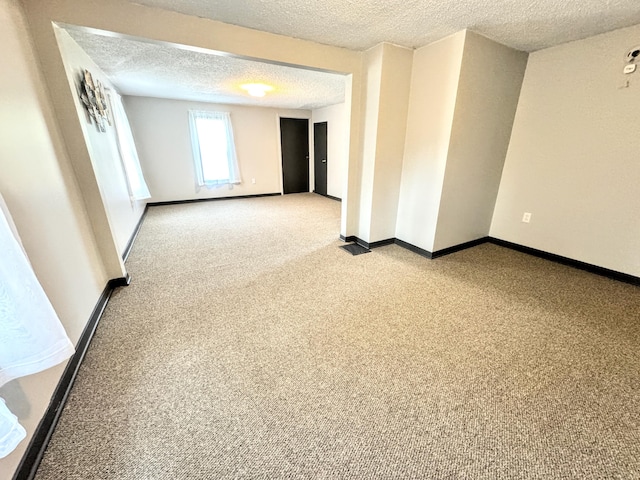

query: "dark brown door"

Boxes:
[313, 122, 328, 197]
[280, 118, 309, 194]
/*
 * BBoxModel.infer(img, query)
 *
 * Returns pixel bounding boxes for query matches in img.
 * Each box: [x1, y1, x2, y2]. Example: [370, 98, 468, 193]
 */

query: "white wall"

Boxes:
[355, 43, 413, 243]
[0, 0, 107, 476]
[341, 75, 361, 237]
[124, 96, 310, 202]
[55, 28, 146, 255]
[368, 43, 413, 242]
[491, 24, 640, 277]
[395, 31, 466, 252]
[311, 102, 349, 199]
[434, 31, 527, 250]
[357, 45, 384, 241]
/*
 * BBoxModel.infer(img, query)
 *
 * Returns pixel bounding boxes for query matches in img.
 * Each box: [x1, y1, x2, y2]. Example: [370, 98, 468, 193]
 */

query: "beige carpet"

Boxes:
[36, 193, 640, 479]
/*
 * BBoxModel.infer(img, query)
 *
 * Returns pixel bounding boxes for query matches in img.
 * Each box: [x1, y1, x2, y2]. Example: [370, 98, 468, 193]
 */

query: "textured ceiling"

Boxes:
[134, 0, 640, 52]
[65, 28, 346, 110]
[67, 0, 640, 108]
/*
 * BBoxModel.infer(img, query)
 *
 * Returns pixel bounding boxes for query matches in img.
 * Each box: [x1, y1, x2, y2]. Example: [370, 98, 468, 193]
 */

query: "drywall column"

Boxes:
[433, 31, 527, 251]
[491, 24, 640, 276]
[357, 45, 384, 241]
[341, 74, 361, 236]
[396, 32, 466, 252]
[357, 43, 413, 243]
[368, 44, 413, 242]
[396, 30, 526, 253]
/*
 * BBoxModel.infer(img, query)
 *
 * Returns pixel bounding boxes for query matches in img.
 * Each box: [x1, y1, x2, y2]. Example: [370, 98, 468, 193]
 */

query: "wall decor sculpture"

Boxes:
[79, 69, 110, 132]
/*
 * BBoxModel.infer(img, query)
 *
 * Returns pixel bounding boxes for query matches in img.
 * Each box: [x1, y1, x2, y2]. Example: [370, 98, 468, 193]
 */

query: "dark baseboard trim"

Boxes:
[148, 193, 281, 207]
[313, 192, 341, 202]
[394, 237, 489, 259]
[122, 205, 148, 262]
[394, 238, 434, 259]
[364, 238, 396, 249]
[344, 236, 369, 248]
[340, 235, 358, 243]
[431, 237, 490, 259]
[12, 278, 129, 480]
[487, 237, 640, 287]
[109, 274, 131, 288]
[340, 236, 483, 257]
[341, 234, 638, 286]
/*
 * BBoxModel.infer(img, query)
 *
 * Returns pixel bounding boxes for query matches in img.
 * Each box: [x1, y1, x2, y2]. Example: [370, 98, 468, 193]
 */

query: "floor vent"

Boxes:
[340, 243, 371, 256]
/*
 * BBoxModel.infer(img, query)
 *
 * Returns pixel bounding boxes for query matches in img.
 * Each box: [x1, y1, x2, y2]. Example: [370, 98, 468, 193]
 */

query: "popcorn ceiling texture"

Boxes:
[136, 0, 640, 52]
[66, 0, 640, 108]
[66, 28, 346, 109]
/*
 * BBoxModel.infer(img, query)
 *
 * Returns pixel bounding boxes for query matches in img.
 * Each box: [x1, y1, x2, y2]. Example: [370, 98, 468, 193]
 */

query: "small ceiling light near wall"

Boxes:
[240, 83, 274, 97]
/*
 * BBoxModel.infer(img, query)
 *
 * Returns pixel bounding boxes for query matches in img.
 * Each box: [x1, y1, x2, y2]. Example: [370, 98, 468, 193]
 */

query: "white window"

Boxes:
[188, 111, 241, 189]
[109, 91, 151, 201]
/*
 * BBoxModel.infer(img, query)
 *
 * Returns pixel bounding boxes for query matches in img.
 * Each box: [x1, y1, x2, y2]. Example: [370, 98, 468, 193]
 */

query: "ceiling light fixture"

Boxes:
[240, 83, 274, 97]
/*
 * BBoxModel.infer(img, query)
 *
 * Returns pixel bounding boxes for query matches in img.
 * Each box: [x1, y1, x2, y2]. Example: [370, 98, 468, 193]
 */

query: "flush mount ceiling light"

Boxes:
[240, 83, 274, 97]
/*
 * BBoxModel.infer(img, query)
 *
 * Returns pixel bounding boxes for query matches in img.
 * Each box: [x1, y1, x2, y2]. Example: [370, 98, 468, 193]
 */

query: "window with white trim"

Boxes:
[109, 91, 151, 201]
[188, 110, 241, 189]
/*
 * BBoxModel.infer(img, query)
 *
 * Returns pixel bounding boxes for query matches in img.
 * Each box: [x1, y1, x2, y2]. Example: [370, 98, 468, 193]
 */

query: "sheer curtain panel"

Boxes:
[0, 193, 75, 458]
[110, 91, 151, 201]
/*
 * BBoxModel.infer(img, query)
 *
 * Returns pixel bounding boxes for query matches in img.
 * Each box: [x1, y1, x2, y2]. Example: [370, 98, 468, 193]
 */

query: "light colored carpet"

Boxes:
[36, 193, 640, 479]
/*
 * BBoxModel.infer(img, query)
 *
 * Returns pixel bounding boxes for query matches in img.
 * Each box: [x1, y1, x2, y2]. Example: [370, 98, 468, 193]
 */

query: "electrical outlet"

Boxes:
[522, 212, 531, 223]
[251, 178, 256, 184]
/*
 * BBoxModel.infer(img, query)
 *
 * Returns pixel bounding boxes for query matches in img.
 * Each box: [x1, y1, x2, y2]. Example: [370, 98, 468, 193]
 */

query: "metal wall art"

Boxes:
[79, 69, 111, 132]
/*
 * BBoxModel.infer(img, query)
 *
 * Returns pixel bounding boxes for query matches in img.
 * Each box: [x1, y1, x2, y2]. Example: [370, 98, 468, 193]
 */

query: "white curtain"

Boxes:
[110, 91, 151, 201]
[0, 193, 75, 458]
[0, 399, 25, 459]
[188, 110, 241, 189]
